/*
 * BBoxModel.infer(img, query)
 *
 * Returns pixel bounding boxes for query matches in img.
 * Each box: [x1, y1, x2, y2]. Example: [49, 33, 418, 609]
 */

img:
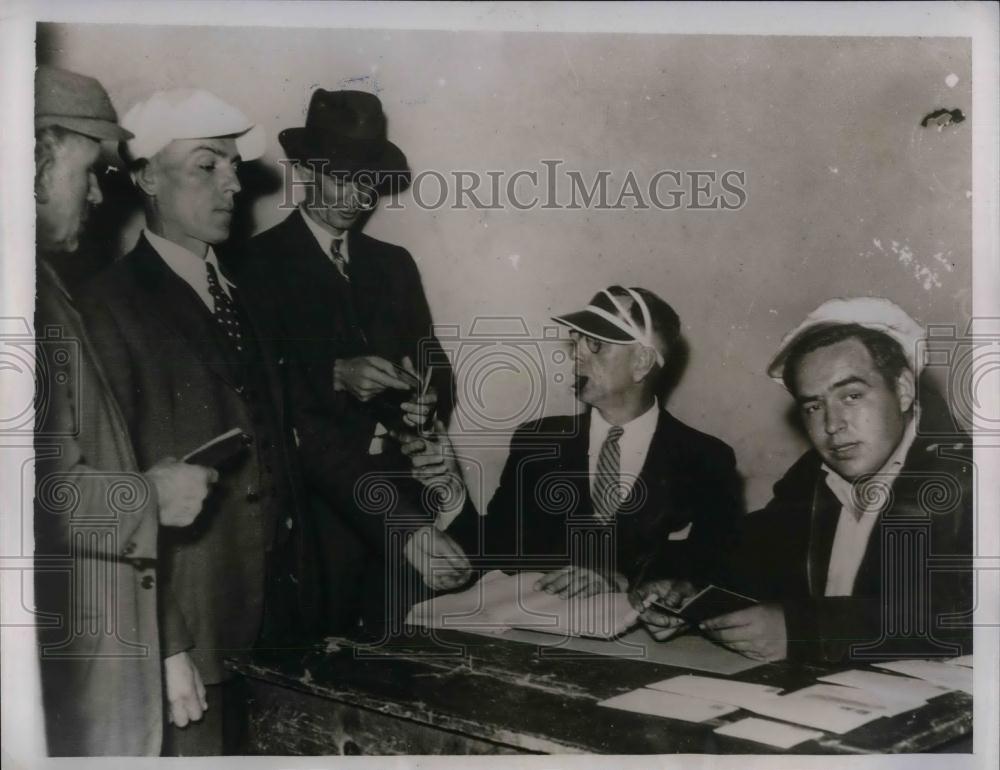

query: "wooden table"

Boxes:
[227, 628, 973, 755]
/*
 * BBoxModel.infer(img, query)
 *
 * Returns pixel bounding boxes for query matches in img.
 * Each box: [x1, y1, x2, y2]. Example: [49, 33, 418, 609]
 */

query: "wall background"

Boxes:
[39, 24, 972, 511]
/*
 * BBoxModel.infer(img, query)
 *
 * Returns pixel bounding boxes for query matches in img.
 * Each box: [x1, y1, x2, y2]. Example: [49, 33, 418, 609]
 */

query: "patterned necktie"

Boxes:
[330, 238, 349, 282]
[592, 425, 624, 523]
[205, 262, 244, 352]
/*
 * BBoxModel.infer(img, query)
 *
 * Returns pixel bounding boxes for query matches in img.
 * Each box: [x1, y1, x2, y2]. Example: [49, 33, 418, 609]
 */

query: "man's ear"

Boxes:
[131, 160, 157, 198]
[632, 346, 658, 384]
[895, 367, 916, 414]
[34, 155, 54, 204]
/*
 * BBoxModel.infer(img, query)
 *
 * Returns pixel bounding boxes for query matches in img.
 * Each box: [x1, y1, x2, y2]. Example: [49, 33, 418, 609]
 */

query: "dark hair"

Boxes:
[782, 323, 910, 394]
[607, 286, 681, 362]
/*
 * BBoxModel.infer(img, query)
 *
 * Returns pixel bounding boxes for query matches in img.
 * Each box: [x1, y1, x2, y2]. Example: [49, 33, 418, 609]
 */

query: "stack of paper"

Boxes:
[873, 659, 974, 695]
[405, 570, 639, 639]
[649, 675, 887, 735]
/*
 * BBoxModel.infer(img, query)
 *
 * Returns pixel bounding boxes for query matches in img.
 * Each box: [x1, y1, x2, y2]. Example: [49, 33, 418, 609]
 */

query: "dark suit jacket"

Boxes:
[238, 211, 450, 626]
[730, 433, 974, 664]
[79, 235, 311, 683]
[449, 409, 743, 586]
[35, 261, 162, 756]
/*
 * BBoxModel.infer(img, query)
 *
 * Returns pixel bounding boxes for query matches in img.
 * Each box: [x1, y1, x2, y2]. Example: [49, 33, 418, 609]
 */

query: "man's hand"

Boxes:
[333, 355, 413, 402]
[399, 420, 462, 488]
[535, 566, 626, 599]
[163, 651, 208, 728]
[404, 525, 472, 591]
[399, 356, 437, 430]
[700, 603, 789, 662]
[630, 579, 698, 641]
[145, 458, 218, 527]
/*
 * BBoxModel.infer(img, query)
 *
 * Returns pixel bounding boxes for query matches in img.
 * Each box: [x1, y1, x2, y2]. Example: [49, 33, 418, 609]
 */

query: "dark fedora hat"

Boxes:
[35, 65, 132, 142]
[279, 89, 409, 188]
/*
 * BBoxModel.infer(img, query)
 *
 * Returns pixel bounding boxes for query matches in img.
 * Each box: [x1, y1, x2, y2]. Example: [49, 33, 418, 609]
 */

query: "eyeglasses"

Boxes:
[569, 331, 606, 355]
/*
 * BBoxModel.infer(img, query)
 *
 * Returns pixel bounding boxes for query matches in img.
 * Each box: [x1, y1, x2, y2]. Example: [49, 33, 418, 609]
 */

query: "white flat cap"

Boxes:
[121, 88, 265, 161]
[767, 296, 926, 386]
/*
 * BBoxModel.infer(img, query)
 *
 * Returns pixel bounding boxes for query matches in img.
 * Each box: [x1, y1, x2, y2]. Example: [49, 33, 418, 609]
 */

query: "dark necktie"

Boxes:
[330, 238, 349, 282]
[592, 425, 624, 523]
[205, 261, 244, 352]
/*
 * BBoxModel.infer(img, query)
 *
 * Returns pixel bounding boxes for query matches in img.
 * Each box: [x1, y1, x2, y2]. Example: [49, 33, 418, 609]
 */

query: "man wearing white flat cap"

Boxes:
[408, 285, 742, 598]
[80, 89, 310, 754]
[636, 297, 973, 664]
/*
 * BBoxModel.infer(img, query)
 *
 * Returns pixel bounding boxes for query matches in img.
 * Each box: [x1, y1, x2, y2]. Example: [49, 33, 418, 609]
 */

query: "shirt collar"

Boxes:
[298, 206, 350, 263]
[589, 399, 660, 450]
[143, 228, 234, 295]
[822, 410, 919, 516]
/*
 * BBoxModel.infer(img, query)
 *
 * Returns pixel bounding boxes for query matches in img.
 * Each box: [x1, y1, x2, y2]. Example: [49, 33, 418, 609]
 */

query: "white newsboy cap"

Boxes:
[121, 88, 266, 161]
[767, 296, 926, 386]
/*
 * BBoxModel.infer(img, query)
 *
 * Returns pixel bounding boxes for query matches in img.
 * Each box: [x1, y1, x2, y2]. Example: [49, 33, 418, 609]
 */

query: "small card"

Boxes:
[598, 688, 737, 723]
[818, 669, 948, 702]
[741, 692, 885, 734]
[714, 717, 824, 749]
[873, 660, 973, 695]
[650, 585, 758, 624]
[182, 427, 249, 467]
[948, 654, 973, 669]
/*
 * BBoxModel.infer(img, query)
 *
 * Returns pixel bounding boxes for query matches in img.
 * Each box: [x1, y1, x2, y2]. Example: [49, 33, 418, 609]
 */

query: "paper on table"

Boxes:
[647, 674, 782, 709]
[650, 675, 884, 734]
[817, 669, 949, 702]
[947, 654, 973, 669]
[714, 717, 824, 749]
[405, 570, 639, 639]
[783, 683, 920, 717]
[873, 660, 974, 695]
[598, 688, 738, 723]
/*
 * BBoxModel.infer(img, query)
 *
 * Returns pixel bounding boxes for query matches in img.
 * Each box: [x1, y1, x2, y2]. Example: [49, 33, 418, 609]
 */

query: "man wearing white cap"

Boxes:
[33, 66, 216, 756]
[79, 89, 309, 755]
[406, 286, 742, 598]
[636, 297, 973, 663]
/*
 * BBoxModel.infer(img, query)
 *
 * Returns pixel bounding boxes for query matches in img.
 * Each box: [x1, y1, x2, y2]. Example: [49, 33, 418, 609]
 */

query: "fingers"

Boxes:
[366, 356, 415, 390]
[638, 606, 683, 628]
[535, 568, 570, 594]
[700, 607, 756, 632]
[649, 622, 688, 641]
[193, 663, 208, 710]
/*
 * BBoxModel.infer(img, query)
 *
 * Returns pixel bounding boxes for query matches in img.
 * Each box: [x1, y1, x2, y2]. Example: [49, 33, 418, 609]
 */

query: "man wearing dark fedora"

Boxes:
[33, 65, 215, 755]
[240, 89, 466, 633]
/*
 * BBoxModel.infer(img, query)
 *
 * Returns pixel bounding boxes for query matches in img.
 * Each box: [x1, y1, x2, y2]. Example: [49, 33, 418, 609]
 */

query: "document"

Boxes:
[873, 659, 974, 695]
[598, 688, 738, 723]
[782, 683, 920, 717]
[647, 675, 782, 709]
[817, 669, 950, 702]
[948, 654, 974, 668]
[405, 570, 639, 639]
[714, 717, 825, 749]
[650, 675, 885, 734]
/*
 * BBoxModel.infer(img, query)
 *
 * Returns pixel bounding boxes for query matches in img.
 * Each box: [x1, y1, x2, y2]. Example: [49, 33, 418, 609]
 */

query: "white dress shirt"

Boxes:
[588, 400, 660, 502]
[822, 415, 918, 596]
[298, 206, 350, 265]
[143, 228, 233, 309]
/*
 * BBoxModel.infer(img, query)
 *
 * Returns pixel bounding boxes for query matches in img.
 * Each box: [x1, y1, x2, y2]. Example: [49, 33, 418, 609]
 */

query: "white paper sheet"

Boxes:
[406, 570, 639, 639]
[646, 674, 782, 709]
[714, 717, 825, 749]
[783, 683, 921, 717]
[817, 669, 950, 702]
[649, 675, 885, 734]
[948, 654, 974, 668]
[598, 688, 738, 723]
[873, 659, 974, 695]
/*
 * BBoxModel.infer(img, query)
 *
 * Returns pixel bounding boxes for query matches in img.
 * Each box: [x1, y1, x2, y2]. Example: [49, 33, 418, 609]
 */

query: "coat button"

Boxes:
[140, 575, 155, 590]
[285, 517, 294, 530]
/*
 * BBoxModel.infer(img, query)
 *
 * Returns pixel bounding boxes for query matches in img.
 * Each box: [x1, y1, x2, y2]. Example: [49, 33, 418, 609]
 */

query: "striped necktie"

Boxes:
[330, 238, 349, 282]
[592, 425, 624, 522]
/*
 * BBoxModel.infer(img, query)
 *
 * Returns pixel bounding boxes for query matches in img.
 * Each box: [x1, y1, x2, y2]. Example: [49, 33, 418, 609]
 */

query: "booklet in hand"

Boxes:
[182, 427, 250, 468]
[366, 363, 433, 436]
[652, 585, 758, 624]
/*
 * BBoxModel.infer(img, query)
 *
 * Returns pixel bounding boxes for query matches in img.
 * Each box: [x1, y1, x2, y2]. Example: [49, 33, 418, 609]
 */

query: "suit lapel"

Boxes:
[129, 235, 240, 390]
[807, 480, 842, 597]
